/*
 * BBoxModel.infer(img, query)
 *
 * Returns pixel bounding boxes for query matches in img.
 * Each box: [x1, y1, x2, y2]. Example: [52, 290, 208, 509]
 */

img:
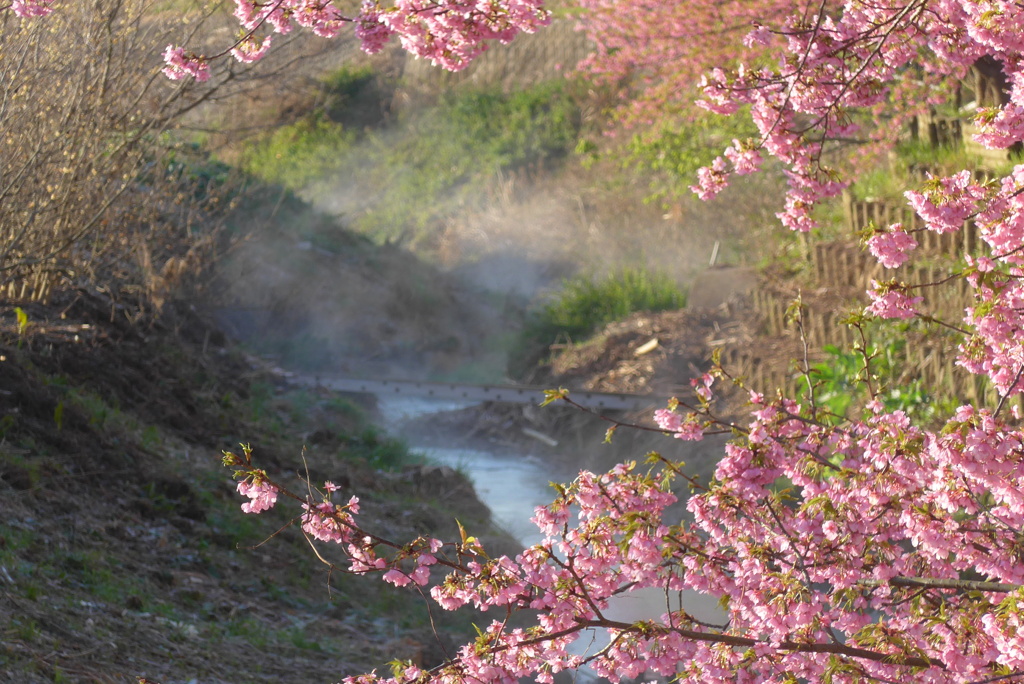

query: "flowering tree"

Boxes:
[220, 0, 1024, 678]
[12, 0, 1024, 682]
[5, 0, 551, 79]
[572, 0, 965, 196]
[572, 0, 813, 125]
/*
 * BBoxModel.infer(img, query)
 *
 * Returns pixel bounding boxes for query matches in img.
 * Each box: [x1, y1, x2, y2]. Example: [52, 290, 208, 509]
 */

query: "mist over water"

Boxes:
[208, 35, 785, 384]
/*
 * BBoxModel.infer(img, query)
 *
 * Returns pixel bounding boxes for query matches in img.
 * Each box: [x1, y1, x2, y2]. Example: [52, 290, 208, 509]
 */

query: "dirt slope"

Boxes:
[0, 293, 512, 684]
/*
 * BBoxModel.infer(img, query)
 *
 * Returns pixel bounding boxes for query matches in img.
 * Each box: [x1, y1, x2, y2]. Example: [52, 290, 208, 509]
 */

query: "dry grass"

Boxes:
[0, 0, 215, 304]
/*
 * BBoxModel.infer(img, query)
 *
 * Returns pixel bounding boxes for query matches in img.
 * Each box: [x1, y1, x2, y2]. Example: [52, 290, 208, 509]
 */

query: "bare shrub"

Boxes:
[0, 0, 228, 307]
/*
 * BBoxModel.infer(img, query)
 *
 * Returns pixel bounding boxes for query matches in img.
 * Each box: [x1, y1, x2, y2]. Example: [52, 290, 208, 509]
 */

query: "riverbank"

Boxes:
[0, 294, 519, 683]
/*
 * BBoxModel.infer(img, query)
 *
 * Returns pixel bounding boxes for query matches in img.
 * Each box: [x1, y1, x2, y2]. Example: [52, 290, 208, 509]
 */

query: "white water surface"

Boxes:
[377, 395, 560, 547]
[416, 446, 557, 548]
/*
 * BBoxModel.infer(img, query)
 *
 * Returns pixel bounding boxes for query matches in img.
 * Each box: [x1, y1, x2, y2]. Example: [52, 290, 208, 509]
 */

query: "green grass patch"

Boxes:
[537, 268, 687, 342]
[346, 428, 421, 471]
[336, 80, 583, 246]
[239, 115, 356, 191]
[236, 382, 419, 471]
[511, 268, 687, 374]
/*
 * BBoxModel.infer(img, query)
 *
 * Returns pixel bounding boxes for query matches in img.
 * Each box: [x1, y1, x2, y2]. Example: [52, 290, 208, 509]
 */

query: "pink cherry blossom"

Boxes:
[383, 568, 413, 586]
[176, 0, 551, 77]
[905, 171, 986, 234]
[11, 0, 54, 17]
[866, 223, 918, 268]
[866, 280, 923, 320]
[236, 472, 278, 514]
[690, 157, 729, 200]
[161, 45, 210, 82]
[230, 34, 273, 64]
[301, 501, 351, 544]
[723, 140, 762, 175]
[691, 372, 716, 401]
[354, 1, 394, 54]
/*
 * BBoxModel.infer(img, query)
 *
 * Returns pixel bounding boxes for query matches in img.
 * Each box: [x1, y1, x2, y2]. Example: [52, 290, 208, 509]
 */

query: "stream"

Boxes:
[378, 395, 559, 547]
[377, 394, 724, 677]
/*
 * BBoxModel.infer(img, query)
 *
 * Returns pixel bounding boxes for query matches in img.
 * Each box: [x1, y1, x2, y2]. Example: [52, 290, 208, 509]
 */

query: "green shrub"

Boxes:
[320, 64, 392, 130]
[809, 336, 956, 425]
[445, 82, 580, 168]
[348, 428, 420, 471]
[321, 65, 377, 105]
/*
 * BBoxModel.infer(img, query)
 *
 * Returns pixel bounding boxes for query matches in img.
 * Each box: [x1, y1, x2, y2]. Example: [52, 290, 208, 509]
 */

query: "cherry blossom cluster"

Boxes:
[865, 222, 918, 269]
[374, 0, 550, 71]
[905, 171, 988, 235]
[230, 34, 274, 65]
[235, 470, 279, 513]
[684, 0, 1024, 411]
[855, 163, 1024, 398]
[689, 157, 729, 201]
[959, 275, 1024, 397]
[162, 45, 211, 82]
[9, 0, 53, 17]
[227, 379, 1024, 683]
[227, 446, 484, 587]
[653, 407, 705, 441]
[573, 0, 799, 127]
[197, 0, 548, 75]
[227, 0, 549, 68]
[689, 2, 965, 225]
[865, 279, 923, 320]
[6, 0, 549, 77]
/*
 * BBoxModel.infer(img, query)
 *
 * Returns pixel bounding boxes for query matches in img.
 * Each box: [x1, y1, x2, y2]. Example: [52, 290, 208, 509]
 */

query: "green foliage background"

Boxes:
[237, 74, 583, 247]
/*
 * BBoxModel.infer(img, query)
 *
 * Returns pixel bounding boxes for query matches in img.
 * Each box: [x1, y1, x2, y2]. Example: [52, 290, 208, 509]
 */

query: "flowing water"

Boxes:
[378, 395, 558, 546]
[377, 394, 724, 678]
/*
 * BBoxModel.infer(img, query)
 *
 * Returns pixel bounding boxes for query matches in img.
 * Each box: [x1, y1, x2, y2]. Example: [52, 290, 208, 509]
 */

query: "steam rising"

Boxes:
[210, 45, 782, 381]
